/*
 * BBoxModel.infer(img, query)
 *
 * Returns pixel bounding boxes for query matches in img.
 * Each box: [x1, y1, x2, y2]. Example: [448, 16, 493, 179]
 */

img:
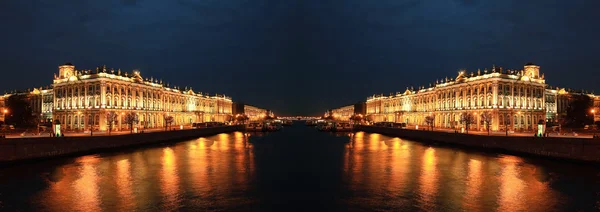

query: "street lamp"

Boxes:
[591, 109, 596, 138]
[77, 111, 82, 131]
[87, 106, 93, 136]
[2, 109, 7, 123]
[517, 111, 522, 131]
[2, 109, 7, 138]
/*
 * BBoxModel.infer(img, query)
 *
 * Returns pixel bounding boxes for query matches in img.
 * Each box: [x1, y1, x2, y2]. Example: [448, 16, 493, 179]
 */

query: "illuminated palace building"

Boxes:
[232, 103, 270, 121]
[0, 87, 54, 123]
[52, 63, 232, 131]
[366, 63, 548, 131]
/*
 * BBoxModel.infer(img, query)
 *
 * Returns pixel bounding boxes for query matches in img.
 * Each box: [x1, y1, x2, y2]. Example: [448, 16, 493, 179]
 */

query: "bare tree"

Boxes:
[349, 114, 364, 125]
[460, 112, 474, 134]
[235, 114, 249, 124]
[480, 111, 493, 135]
[163, 114, 174, 131]
[106, 112, 117, 135]
[425, 115, 435, 131]
[504, 111, 513, 136]
[124, 112, 139, 134]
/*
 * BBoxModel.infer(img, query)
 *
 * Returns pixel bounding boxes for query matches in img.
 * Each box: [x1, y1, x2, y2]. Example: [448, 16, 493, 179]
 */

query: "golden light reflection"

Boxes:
[497, 155, 525, 212]
[116, 159, 134, 210]
[161, 147, 180, 209]
[388, 137, 410, 195]
[217, 133, 229, 151]
[40, 155, 102, 212]
[464, 159, 482, 211]
[189, 136, 211, 197]
[391, 137, 402, 150]
[72, 155, 101, 212]
[418, 147, 438, 210]
[367, 133, 383, 151]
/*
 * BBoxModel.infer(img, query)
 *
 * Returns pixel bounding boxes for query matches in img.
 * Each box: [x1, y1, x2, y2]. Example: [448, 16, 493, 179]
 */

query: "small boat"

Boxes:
[265, 122, 278, 131]
[246, 122, 264, 132]
[317, 122, 333, 131]
[283, 120, 293, 126]
[333, 122, 353, 132]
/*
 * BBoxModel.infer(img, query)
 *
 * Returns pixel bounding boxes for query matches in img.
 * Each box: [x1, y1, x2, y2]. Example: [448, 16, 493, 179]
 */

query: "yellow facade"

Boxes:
[331, 105, 354, 121]
[546, 88, 600, 123]
[52, 63, 232, 131]
[243, 105, 268, 121]
[366, 64, 547, 131]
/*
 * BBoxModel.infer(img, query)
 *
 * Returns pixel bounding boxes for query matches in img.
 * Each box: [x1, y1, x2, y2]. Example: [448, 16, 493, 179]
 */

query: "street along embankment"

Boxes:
[0, 125, 243, 163]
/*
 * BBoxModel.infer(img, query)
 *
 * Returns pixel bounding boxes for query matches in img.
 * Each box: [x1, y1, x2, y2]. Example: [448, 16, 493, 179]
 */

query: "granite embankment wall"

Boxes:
[357, 125, 600, 163]
[0, 126, 243, 163]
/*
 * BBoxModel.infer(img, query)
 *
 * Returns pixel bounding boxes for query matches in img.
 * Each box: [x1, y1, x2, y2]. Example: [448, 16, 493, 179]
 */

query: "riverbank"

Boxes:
[0, 125, 243, 163]
[357, 125, 600, 163]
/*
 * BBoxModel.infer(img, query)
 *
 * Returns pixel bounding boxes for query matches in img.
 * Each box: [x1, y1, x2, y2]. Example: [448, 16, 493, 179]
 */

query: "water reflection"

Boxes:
[342, 131, 571, 211]
[160, 147, 180, 210]
[40, 156, 102, 212]
[115, 158, 134, 210]
[27, 131, 256, 211]
[1, 127, 597, 211]
[418, 147, 438, 210]
[464, 159, 482, 211]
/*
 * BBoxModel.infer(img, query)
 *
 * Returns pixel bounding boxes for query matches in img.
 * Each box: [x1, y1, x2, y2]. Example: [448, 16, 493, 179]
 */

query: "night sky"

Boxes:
[1, 0, 600, 116]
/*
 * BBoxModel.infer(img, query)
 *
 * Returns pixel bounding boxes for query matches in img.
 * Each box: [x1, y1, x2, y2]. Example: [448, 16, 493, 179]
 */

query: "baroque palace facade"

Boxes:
[366, 63, 547, 131]
[1, 87, 54, 124]
[232, 103, 271, 121]
[328, 102, 366, 121]
[52, 63, 232, 131]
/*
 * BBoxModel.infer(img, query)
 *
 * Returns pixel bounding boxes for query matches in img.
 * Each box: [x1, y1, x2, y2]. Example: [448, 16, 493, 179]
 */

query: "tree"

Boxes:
[163, 114, 174, 131]
[235, 114, 249, 123]
[460, 112, 474, 134]
[349, 114, 363, 124]
[425, 115, 435, 131]
[565, 94, 593, 128]
[504, 111, 513, 136]
[123, 112, 139, 134]
[480, 111, 493, 135]
[5, 94, 35, 128]
[106, 112, 117, 135]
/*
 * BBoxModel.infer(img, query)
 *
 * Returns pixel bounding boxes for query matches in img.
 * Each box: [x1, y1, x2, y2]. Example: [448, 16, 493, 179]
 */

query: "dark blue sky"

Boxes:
[1, 0, 600, 116]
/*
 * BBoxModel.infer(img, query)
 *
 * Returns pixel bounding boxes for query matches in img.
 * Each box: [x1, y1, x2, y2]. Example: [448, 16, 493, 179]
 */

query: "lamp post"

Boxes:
[591, 109, 596, 138]
[77, 111, 82, 131]
[88, 106, 93, 136]
[3, 109, 7, 123]
[474, 112, 478, 131]
[505, 110, 513, 136]
[2, 109, 7, 138]
[121, 112, 125, 131]
[517, 111, 522, 132]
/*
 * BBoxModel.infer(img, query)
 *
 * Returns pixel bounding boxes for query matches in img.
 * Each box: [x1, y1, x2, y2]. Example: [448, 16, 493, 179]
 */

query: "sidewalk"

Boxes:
[3, 126, 193, 138]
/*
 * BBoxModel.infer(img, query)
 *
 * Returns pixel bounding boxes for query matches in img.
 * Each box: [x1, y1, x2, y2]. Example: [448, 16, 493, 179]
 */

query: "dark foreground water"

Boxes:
[1, 122, 599, 211]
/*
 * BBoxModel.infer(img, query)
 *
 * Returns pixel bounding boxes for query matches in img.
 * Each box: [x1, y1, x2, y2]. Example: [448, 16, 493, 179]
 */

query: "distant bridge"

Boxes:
[278, 116, 320, 121]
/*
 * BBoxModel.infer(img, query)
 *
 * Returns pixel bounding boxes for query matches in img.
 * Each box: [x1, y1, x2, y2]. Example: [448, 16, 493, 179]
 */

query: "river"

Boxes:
[0, 122, 599, 211]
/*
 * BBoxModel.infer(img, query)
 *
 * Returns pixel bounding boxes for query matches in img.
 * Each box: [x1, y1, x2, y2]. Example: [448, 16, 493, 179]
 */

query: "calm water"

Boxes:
[1, 122, 599, 211]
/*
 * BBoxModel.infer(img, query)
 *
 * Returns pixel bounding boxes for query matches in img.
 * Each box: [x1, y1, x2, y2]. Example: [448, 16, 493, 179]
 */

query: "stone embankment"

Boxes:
[0, 125, 243, 163]
[357, 125, 600, 163]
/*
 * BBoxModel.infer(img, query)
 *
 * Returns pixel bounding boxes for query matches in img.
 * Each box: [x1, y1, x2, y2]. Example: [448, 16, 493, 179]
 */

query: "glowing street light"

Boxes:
[2, 109, 7, 138]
